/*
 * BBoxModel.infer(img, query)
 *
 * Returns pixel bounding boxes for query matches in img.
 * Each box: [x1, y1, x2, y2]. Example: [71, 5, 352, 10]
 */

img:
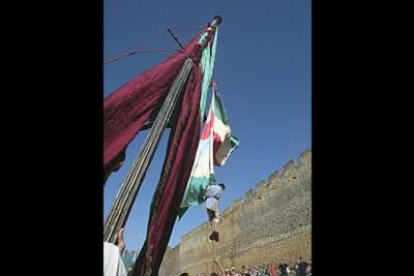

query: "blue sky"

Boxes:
[104, 0, 311, 251]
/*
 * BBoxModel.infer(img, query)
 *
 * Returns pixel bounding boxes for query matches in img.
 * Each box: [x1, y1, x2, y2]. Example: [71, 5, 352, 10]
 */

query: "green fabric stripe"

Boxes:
[230, 134, 240, 148]
[199, 27, 219, 121]
[209, 26, 218, 86]
[213, 89, 230, 125]
[198, 32, 208, 44]
[199, 44, 211, 117]
[181, 176, 209, 206]
[178, 174, 215, 219]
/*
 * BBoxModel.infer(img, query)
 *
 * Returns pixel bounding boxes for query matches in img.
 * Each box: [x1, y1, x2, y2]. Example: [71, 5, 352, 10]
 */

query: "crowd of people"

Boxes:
[103, 228, 312, 276]
[180, 257, 311, 276]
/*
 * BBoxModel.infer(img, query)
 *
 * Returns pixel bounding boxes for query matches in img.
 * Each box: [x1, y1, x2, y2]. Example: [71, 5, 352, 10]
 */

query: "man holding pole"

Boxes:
[205, 183, 225, 242]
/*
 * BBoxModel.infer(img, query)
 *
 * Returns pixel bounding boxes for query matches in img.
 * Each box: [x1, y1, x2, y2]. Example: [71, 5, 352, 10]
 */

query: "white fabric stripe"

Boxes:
[214, 135, 235, 165]
[213, 114, 230, 141]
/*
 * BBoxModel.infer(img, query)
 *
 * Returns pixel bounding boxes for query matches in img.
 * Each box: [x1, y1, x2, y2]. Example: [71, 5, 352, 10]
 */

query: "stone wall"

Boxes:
[159, 149, 312, 276]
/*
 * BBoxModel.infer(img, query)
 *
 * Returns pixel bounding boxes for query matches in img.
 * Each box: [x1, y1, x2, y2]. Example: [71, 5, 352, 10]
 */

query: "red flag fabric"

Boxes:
[103, 31, 201, 178]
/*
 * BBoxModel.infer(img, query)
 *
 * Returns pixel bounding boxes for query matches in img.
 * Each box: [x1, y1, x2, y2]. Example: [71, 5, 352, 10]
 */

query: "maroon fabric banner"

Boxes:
[131, 27, 217, 276]
[103, 32, 202, 178]
[132, 67, 202, 276]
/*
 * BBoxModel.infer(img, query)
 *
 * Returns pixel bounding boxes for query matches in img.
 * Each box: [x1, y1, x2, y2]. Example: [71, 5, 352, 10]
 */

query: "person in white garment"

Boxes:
[205, 183, 226, 242]
[104, 228, 127, 276]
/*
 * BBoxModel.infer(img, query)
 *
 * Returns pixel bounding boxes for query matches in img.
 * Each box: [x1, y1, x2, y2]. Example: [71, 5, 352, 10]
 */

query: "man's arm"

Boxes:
[116, 228, 126, 255]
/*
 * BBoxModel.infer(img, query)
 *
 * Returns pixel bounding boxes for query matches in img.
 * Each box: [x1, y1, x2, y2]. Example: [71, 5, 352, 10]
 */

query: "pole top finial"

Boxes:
[211, 16, 222, 27]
